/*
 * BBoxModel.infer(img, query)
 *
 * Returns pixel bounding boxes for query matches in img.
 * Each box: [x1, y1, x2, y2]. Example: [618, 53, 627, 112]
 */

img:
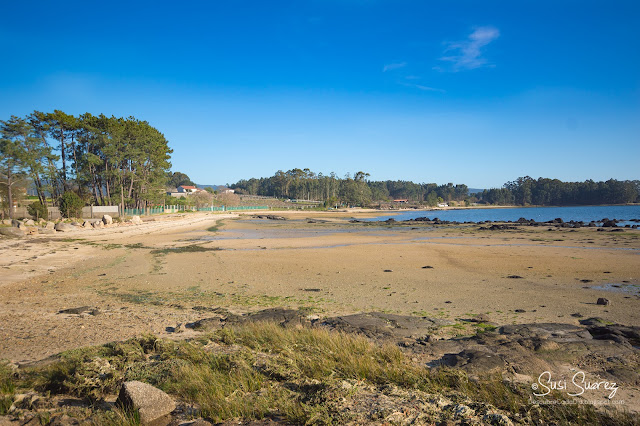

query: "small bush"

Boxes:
[59, 191, 84, 218]
[26, 201, 48, 220]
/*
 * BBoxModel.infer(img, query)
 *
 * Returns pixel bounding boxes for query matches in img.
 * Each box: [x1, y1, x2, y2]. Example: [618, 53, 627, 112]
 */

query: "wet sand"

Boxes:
[0, 210, 639, 363]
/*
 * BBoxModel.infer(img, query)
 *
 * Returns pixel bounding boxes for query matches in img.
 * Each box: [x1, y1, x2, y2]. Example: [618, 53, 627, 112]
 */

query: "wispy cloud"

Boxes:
[400, 82, 445, 93]
[383, 62, 407, 72]
[439, 26, 500, 71]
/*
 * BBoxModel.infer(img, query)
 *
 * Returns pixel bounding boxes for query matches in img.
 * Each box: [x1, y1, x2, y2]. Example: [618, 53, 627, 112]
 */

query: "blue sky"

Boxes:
[1, 1, 638, 188]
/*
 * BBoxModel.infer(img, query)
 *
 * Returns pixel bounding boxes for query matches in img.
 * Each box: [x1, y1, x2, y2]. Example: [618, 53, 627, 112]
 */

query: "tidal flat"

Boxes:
[1, 210, 639, 423]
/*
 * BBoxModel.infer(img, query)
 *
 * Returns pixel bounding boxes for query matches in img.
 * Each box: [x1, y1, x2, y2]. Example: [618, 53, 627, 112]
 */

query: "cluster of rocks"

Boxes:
[252, 214, 287, 220]
[0, 214, 144, 237]
[386, 216, 640, 229]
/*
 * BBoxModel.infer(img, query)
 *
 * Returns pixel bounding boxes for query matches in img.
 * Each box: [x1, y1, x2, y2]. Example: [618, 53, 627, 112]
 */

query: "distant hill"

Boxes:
[197, 184, 225, 190]
[468, 188, 485, 194]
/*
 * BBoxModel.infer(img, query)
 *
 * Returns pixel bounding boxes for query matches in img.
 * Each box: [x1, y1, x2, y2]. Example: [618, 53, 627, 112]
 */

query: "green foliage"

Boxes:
[482, 176, 640, 206]
[59, 191, 84, 218]
[26, 200, 48, 220]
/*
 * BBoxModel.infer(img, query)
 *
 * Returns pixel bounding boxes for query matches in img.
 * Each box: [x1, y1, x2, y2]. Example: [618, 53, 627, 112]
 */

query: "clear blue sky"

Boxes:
[1, 1, 638, 188]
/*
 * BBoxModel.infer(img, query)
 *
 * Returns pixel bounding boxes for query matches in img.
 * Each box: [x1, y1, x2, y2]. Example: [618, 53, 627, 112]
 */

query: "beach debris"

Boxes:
[422, 265, 434, 269]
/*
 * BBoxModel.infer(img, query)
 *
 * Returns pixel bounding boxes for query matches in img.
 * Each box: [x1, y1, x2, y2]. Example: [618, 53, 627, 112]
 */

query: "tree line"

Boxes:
[1, 110, 172, 217]
[479, 176, 640, 206]
[230, 168, 469, 207]
[231, 170, 639, 207]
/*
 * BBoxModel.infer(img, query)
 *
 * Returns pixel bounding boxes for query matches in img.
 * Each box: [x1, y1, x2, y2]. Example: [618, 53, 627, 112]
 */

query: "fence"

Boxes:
[8, 204, 269, 220]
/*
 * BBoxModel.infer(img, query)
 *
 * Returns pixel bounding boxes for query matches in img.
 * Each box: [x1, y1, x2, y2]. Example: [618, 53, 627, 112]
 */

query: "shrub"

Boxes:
[59, 191, 84, 218]
[26, 201, 48, 220]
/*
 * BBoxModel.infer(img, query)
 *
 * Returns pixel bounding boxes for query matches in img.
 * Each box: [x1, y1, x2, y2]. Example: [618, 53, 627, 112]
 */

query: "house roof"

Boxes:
[179, 185, 196, 189]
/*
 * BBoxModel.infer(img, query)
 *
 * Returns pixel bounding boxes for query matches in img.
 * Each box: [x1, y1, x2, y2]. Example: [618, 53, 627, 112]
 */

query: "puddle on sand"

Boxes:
[589, 283, 640, 296]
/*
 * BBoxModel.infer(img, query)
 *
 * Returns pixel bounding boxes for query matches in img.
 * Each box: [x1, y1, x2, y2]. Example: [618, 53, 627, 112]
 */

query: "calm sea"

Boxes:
[366, 205, 640, 226]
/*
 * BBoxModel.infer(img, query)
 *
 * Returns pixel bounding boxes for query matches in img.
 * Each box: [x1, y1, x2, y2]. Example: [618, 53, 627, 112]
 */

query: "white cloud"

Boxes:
[383, 62, 407, 72]
[439, 26, 500, 71]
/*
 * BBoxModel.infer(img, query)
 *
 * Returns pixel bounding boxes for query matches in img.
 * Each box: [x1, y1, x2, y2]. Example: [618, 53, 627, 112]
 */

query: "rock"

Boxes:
[422, 265, 434, 269]
[442, 349, 505, 373]
[45, 221, 55, 229]
[1, 219, 11, 225]
[54, 222, 74, 232]
[24, 219, 35, 226]
[37, 227, 55, 235]
[11, 219, 26, 230]
[131, 215, 143, 225]
[482, 413, 513, 425]
[102, 214, 113, 225]
[92, 220, 104, 229]
[597, 298, 610, 306]
[506, 275, 523, 279]
[186, 317, 224, 331]
[499, 323, 592, 343]
[320, 312, 455, 340]
[58, 306, 100, 315]
[0, 227, 26, 237]
[117, 381, 176, 425]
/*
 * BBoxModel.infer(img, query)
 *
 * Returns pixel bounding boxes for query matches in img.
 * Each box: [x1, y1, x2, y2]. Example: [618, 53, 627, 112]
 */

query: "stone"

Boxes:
[45, 221, 55, 229]
[597, 298, 610, 306]
[38, 227, 55, 235]
[131, 215, 143, 225]
[92, 220, 104, 229]
[102, 214, 113, 225]
[54, 222, 74, 232]
[117, 381, 176, 425]
[24, 219, 35, 226]
[11, 219, 26, 230]
[0, 227, 26, 237]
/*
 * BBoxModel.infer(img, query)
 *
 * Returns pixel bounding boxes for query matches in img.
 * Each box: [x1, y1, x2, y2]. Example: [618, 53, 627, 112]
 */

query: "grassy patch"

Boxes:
[207, 220, 225, 233]
[2, 325, 635, 425]
[150, 244, 222, 255]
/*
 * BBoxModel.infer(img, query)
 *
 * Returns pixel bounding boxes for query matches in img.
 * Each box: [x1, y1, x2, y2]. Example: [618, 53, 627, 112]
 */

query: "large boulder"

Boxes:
[102, 214, 113, 225]
[54, 222, 74, 232]
[130, 215, 143, 225]
[92, 220, 104, 229]
[45, 222, 55, 229]
[24, 219, 35, 226]
[0, 227, 26, 237]
[117, 381, 176, 425]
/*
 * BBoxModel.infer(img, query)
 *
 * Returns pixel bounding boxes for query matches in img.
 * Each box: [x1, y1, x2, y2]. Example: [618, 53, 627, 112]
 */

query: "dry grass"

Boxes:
[1, 323, 636, 424]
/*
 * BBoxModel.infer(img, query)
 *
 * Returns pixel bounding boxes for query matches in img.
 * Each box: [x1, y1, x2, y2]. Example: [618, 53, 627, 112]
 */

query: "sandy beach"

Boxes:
[1, 210, 638, 363]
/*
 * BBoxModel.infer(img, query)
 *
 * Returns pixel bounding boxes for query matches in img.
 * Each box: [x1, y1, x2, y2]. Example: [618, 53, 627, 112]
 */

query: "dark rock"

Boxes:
[442, 349, 505, 373]
[58, 306, 100, 315]
[320, 312, 454, 340]
[597, 298, 610, 306]
[117, 381, 176, 425]
[499, 323, 592, 343]
[514, 309, 526, 313]
[506, 275, 523, 279]
[383, 269, 393, 272]
[422, 265, 434, 269]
